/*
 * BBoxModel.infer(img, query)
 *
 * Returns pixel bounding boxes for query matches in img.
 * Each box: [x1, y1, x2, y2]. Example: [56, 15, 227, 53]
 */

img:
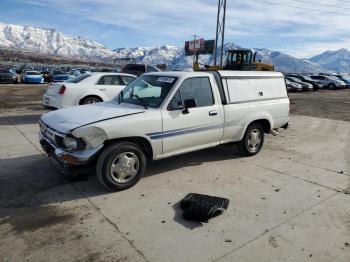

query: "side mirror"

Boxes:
[183, 98, 197, 114]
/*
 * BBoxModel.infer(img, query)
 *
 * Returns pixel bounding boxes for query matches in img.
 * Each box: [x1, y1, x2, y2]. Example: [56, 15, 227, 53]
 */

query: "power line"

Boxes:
[337, 0, 350, 3]
[289, 0, 350, 10]
[250, 0, 350, 16]
[245, 0, 350, 32]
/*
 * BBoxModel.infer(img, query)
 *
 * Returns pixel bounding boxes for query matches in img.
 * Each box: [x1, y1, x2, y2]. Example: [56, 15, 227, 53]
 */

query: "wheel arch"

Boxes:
[239, 115, 273, 141]
[79, 94, 104, 105]
[104, 136, 154, 160]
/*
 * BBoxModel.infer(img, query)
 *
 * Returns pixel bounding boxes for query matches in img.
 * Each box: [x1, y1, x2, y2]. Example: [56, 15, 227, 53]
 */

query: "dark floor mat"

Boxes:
[180, 193, 230, 222]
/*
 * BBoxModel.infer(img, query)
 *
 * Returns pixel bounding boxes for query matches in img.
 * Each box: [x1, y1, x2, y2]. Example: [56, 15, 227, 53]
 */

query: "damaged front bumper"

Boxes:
[39, 132, 103, 165]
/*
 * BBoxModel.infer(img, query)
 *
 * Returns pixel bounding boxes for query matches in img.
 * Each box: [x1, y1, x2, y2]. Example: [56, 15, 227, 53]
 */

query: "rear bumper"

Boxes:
[39, 132, 103, 165]
[42, 94, 61, 109]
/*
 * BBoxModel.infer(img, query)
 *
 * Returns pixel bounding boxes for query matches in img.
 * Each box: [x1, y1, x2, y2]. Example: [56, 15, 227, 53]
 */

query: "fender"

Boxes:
[237, 111, 274, 141]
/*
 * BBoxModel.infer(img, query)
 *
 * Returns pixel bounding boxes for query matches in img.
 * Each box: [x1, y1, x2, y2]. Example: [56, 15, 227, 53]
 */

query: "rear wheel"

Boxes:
[238, 123, 264, 156]
[328, 83, 336, 90]
[80, 96, 102, 105]
[96, 142, 146, 191]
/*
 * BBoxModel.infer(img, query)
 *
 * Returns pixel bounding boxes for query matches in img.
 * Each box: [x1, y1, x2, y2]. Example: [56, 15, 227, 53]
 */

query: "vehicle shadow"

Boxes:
[0, 145, 242, 213]
[0, 113, 43, 125]
[145, 145, 241, 178]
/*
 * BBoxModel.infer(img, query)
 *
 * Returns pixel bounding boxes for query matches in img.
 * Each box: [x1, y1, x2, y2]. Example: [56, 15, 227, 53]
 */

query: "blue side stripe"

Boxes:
[146, 124, 222, 140]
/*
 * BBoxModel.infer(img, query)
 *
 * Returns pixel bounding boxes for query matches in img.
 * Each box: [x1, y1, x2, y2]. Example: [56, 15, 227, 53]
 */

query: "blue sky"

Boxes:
[1, 0, 349, 58]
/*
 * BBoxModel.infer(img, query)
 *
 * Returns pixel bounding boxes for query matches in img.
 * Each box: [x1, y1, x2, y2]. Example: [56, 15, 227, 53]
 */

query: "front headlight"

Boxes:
[71, 126, 108, 150]
[63, 136, 79, 151]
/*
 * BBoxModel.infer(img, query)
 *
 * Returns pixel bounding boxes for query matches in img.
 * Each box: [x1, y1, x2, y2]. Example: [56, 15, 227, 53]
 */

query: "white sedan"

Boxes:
[42, 73, 136, 109]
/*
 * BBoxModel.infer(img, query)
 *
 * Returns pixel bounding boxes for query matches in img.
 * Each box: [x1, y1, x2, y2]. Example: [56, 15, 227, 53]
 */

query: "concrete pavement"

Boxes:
[0, 112, 349, 262]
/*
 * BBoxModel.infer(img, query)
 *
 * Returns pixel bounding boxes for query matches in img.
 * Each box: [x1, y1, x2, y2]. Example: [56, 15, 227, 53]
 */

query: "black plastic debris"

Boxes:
[180, 193, 230, 222]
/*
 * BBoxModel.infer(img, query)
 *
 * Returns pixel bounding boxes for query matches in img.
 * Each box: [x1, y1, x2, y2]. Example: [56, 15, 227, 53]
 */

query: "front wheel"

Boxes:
[96, 142, 146, 191]
[238, 123, 264, 156]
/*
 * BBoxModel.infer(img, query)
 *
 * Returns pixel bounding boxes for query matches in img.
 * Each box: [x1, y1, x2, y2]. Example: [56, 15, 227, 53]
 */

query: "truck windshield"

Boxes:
[117, 75, 177, 108]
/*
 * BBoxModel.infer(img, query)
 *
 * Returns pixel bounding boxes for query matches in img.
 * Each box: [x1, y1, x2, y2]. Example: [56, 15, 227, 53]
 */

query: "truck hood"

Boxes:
[41, 102, 145, 134]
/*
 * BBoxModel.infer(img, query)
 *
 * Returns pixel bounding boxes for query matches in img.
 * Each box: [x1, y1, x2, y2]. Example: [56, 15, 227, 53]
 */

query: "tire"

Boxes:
[238, 123, 265, 156]
[80, 96, 102, 105]
[328, 83, 336, 90]
[312, 84, 319, 91]
[96, 142, 147, 191]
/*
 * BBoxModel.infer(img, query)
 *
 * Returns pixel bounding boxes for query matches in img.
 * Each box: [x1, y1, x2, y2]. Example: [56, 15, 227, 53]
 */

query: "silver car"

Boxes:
[309, 75, 347, 90]
[285, 79, 302, 92]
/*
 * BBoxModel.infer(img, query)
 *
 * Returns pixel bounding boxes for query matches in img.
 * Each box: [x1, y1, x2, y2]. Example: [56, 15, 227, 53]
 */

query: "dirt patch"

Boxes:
[0, 84, 48, 112]
[289, 89, 350, 122]
[0, 205, 75, 234]
[268, 236, 279, 248]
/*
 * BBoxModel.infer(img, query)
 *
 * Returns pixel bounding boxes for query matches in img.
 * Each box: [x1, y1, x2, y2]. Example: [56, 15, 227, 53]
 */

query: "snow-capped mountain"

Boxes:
[309, 49, 350, 73]
[0, 22, 116, 63]
[254, 49, 327, 73]
[113, 43, 327, 73]
[0, 22, 344, 73]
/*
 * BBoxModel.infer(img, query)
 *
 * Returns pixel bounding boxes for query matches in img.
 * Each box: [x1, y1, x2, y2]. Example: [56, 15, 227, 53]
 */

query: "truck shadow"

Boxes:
[145, 145, 241, 178]
[0, 145, 242, 212]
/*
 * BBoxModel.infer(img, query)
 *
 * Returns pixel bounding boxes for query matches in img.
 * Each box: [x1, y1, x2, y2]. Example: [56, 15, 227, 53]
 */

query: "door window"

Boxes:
[175, 77, 214, 108]
[97, 75, 122, 85]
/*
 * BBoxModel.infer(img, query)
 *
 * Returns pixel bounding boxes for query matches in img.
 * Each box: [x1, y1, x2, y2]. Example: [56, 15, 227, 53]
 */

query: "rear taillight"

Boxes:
[58, 85, 66, 95]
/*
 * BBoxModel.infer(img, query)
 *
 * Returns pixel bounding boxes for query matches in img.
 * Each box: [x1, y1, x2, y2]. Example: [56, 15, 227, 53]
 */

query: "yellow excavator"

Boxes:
[193, 49, 274, 71]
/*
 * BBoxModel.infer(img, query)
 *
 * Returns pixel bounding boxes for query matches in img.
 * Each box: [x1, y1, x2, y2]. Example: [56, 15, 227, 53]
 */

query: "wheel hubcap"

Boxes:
[109, 152, 139, 183]
[247, 129, 262, 152]
[86, 99, 98, 104]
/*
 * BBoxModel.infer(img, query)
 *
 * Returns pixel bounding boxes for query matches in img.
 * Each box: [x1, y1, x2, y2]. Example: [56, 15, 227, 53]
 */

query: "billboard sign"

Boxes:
[188, 38, 204, 52]
[185, 40, 215, 55]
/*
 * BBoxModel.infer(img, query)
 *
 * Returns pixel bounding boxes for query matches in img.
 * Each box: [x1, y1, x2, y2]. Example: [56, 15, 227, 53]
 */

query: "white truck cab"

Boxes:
[39, 70, 290, 191]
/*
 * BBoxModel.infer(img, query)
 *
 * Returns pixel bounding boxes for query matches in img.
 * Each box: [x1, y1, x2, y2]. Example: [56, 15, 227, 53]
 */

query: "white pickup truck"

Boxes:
[39, 70, 290, 191]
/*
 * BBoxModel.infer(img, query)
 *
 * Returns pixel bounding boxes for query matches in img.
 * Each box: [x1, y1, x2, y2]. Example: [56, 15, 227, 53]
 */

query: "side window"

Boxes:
[97, 75, 122, 85]
[121, 76, 136, 85]
[111, 76, 122, 85]
[168, 90, 182, 110]
[179, 77, 214, 107]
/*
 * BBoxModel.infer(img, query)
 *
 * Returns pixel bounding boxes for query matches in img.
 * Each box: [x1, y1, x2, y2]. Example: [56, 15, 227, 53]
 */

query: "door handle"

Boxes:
[209, 110, 218, 116]
[259, 91, 264, 96]
[99, 88, 106, 91]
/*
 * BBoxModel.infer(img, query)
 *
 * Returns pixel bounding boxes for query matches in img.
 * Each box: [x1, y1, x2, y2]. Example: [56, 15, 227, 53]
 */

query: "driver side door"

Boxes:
[161, 77, 223, 156]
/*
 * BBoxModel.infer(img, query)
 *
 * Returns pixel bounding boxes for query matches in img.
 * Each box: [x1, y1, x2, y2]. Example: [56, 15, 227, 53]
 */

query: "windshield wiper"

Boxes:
[132, 94, 148, 109]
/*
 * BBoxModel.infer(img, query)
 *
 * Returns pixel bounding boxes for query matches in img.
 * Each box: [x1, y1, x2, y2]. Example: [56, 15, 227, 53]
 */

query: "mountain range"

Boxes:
[1, 22, 349, 73]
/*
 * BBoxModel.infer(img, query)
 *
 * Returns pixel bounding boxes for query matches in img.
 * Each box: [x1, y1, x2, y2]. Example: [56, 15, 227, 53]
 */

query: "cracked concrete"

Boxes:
[0, 109, 350, 262]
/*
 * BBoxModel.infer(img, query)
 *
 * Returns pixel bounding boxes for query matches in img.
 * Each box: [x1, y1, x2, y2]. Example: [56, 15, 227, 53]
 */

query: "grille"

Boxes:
[39, 120, 65, 148]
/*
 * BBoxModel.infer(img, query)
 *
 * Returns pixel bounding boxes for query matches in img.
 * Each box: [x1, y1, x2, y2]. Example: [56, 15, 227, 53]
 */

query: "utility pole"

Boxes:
[214, 0, 227, 67]
[191, 34, 200, 66]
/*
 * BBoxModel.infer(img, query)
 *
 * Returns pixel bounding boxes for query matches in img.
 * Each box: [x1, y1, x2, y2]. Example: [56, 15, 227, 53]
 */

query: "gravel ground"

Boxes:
[289, 89, 350, 122]
[0, 84, 349, 121]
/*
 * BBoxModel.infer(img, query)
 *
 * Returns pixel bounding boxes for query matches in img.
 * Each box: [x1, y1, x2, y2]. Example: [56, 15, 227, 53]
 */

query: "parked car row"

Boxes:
[0, 65, 120, 84]
[284, 73, 350, 92]
[0, 69, 18, 84]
